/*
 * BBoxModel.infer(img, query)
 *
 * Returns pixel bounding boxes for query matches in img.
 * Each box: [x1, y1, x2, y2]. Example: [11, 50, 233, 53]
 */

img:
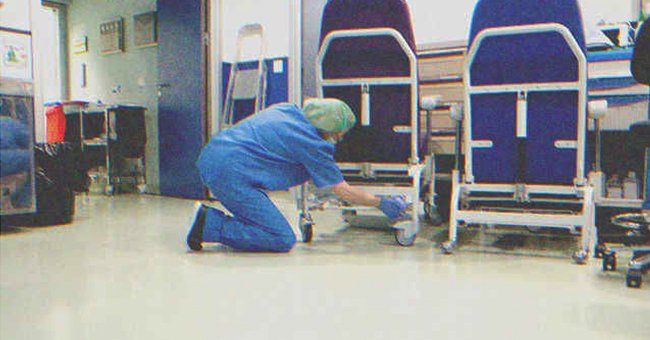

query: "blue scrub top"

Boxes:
[199, 103, 344, 191]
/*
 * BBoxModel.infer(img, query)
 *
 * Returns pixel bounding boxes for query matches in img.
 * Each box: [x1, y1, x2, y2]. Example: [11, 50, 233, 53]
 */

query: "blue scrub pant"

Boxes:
[196, 155, 296, 253]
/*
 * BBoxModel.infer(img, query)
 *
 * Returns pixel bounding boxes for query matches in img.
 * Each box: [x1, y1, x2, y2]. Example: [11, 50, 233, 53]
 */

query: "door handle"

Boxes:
[156, 83, 171, 97]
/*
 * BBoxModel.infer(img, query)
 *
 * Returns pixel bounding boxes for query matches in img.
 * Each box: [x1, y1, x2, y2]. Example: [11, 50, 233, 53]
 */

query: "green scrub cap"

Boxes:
[303, 98, 356, 133]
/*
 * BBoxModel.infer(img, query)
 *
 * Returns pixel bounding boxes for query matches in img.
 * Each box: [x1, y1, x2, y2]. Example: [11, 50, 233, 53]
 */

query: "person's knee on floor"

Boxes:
[217, 220, 296, 253]
[271, 233, 297, 253]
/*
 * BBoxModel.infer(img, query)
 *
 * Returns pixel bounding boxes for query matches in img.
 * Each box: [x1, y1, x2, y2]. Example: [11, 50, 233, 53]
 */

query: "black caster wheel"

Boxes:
[395, 229, 416, 247]
[440, 241, 454, 255]
[602, 252, 617, 272]
[299, 213, 314, 243]
[572, 250, 588, 265]
[423, 201, 443, 225]
[626, 269, 643, 288]
[300, 222, 314, 243]
[594, 244, 607, 259]
[342, 209, 356, 223]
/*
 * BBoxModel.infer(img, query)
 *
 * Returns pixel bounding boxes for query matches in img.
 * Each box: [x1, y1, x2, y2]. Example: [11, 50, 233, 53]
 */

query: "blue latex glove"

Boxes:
[379, 196, 409, 220]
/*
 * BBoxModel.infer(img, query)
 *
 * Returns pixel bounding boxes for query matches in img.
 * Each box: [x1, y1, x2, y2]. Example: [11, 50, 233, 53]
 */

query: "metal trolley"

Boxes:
[79, 104, 147, 195]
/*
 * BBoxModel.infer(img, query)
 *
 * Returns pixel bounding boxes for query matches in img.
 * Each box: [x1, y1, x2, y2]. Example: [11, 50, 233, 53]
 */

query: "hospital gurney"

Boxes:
[441, 0, 597, 263]
[296, 0, 438, 246]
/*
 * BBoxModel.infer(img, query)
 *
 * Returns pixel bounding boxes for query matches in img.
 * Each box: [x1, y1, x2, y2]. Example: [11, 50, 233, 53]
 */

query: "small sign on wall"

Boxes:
[100, 17, 124, 54]
[0, 29, 32, 80]
[134, 11, 157, 48]
[72, 36, 88, 55]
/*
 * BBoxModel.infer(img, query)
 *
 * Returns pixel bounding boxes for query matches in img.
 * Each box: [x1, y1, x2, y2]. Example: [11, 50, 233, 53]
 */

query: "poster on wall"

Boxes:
[0, 29, 33, 80]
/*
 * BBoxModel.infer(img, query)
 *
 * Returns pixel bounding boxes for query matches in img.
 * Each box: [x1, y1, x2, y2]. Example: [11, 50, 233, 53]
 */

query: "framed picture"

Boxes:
[100, 17, 124, 54]
[134, 11, 158, 48]
[0, 29, 33, 80]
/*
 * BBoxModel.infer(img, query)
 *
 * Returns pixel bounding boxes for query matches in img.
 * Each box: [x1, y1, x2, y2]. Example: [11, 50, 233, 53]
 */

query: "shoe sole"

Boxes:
[187, 202, 205, 251]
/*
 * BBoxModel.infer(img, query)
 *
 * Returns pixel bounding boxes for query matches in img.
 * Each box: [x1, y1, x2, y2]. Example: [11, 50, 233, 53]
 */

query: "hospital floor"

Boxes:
[1, 193, 648, 340]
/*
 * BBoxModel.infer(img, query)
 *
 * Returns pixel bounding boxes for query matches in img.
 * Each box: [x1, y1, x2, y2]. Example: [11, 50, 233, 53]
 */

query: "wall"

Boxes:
[301, 0, 326, 99]
[221, 0, 291, 61]
[67, 0, 159, 193]
[0, 0, 32, 31]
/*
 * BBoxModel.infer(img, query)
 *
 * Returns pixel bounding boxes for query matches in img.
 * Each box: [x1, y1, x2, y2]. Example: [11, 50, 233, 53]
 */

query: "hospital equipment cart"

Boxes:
[75, 104, 147, 195]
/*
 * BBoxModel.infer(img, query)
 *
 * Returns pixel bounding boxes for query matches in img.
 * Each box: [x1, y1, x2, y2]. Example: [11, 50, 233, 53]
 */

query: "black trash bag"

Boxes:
[1, 174, 76, 227]
[34, 142, 91, 192]
[1, 142, 89, 227]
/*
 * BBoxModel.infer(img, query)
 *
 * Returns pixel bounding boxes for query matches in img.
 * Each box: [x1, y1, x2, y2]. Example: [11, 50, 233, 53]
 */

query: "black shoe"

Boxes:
[187, 202, 207, 251]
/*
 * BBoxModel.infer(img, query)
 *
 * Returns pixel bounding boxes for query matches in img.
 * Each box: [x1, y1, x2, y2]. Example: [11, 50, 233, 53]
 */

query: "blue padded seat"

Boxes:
[468, 0, 587, 185]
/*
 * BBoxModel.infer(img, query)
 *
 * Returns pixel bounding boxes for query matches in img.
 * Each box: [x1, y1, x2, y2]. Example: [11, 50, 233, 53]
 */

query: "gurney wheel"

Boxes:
[424, 201, 442, 225]
[300, 222, 313, 243]
[626, 269, 643, 288]
[594, 243, 607, 259]
[440, 241, 454, 255]
[299, 214, 314, 243]
[342, 209, 356, 223]
[395, 229, 416, 247]
[602, 252, 617, 272]
[572, 250, 588, 265]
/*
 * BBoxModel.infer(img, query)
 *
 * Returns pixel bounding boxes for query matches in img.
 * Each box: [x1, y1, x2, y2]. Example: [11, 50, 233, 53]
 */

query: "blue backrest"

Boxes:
[469, 0, 585, 85]
[320, 0, 415, 78]
[467, 0, 587, 185]
[319, 0, 417, 163]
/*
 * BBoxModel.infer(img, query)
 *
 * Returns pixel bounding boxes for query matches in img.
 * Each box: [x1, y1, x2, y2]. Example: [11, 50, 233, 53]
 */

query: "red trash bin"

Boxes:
[45, 104, 65, 143]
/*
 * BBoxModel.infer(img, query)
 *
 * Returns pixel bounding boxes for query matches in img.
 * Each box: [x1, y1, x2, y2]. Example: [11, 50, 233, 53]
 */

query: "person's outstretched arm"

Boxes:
[330, 181, 409, 220]
[330, 181, 380, 207]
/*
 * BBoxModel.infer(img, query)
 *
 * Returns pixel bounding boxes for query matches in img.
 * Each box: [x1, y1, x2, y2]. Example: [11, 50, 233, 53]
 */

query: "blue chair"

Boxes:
[442, 0, 596, 263]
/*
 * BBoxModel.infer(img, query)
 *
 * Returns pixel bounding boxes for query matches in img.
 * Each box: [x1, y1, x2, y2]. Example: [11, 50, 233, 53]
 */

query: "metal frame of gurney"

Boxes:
[295, 27, 438, 247]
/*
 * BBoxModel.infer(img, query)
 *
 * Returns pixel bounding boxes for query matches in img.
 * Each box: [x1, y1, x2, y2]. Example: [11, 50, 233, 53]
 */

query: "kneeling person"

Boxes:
[186, 98, 408, 252]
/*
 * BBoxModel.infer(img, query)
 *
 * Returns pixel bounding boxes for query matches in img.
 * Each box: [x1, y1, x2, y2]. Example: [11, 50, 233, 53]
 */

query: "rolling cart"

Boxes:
[78, 104, 147, 194]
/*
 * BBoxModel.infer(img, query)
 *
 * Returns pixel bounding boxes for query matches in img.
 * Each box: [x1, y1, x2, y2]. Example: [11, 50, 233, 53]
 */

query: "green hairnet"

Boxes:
[303, 98, 356, 133]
